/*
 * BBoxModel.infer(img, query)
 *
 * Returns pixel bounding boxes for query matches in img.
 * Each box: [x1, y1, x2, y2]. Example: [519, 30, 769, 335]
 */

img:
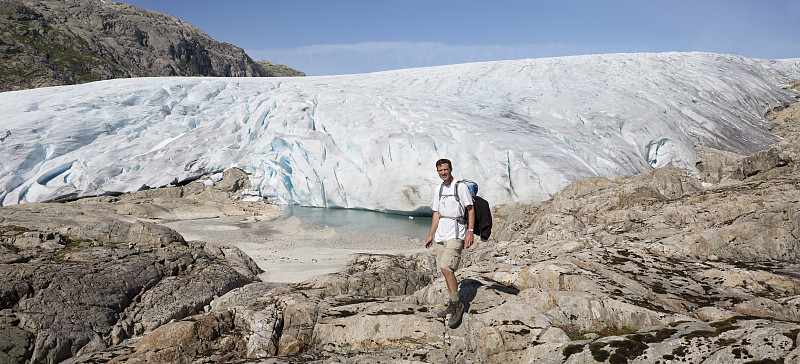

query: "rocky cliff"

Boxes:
[0, 0, 304, 92]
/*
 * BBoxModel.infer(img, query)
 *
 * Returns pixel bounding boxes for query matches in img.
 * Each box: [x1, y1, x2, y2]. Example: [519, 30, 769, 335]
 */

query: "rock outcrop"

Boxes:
[0, 202, 263, 364]
[0, 0, 304, 92]
[70, 167, 281, 221]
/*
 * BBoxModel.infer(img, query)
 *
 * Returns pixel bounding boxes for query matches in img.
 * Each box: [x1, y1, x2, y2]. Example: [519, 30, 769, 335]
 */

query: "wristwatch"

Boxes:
[468, 229, 474, 232]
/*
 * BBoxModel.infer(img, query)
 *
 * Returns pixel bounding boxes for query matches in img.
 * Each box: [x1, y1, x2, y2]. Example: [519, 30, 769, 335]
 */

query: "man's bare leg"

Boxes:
[437, 267, 459, 318]
[440, 267, 465, 328]
[441, 267, 458, 296]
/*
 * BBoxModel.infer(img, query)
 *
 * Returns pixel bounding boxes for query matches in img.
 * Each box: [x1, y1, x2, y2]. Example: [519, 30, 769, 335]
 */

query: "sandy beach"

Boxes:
[164, 215, 428, 283]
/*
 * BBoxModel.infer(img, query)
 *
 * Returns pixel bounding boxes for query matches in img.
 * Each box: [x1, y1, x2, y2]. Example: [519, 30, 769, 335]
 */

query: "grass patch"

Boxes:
[0, 225, 33, 237]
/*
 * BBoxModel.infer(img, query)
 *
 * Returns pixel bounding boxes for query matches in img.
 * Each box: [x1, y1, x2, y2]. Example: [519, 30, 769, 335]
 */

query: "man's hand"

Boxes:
[464, 231, 474, 249]
[426, 212, 440, 249]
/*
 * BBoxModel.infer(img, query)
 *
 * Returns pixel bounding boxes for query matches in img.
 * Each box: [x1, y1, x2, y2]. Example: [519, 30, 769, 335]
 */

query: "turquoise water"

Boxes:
[278, 205, 433, 239]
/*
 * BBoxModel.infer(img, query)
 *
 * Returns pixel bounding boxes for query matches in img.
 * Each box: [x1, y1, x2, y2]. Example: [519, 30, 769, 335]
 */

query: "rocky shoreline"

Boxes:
[1, 83, 800, 363]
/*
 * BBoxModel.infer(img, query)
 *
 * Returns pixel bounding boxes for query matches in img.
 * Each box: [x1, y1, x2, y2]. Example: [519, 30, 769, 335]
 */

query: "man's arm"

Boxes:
[464, 205, 475, 248]
[425, 211, 440, 249]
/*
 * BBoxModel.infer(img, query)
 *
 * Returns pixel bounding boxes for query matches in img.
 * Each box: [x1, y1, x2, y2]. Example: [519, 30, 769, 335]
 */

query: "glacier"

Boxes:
[0, 52, 798, 214]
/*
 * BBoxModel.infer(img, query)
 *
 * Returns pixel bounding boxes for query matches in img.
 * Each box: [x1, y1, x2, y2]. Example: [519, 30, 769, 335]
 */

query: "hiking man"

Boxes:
[424, 158, 474, 328]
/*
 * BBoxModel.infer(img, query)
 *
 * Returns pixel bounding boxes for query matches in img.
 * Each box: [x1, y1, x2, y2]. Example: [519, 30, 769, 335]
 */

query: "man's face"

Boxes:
[437, 163, 453, 183]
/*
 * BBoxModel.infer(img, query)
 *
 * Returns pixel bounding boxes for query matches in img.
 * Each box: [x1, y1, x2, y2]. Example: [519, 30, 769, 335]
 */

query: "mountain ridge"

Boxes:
[0, 0, 304, 92]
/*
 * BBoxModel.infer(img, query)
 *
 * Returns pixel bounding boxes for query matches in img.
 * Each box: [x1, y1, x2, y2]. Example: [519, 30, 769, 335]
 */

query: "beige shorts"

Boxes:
[435, 238, 464, 272]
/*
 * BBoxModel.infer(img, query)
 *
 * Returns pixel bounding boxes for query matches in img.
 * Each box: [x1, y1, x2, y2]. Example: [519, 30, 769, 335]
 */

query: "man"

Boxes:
[424, 158, 475, 329]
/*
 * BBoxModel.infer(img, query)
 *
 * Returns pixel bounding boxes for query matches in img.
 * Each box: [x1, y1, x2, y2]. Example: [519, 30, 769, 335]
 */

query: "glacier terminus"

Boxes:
[1, 52, 799, 214]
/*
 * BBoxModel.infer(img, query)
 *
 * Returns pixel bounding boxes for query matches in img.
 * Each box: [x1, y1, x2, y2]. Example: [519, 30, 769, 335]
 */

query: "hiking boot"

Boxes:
[447, 300, 465, 329]
[436, 300, 456, 318]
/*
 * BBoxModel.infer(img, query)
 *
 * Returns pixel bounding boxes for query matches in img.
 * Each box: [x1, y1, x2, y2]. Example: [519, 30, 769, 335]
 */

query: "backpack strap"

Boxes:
[438, 181, 465, 239]
[439, 181, 460, 203]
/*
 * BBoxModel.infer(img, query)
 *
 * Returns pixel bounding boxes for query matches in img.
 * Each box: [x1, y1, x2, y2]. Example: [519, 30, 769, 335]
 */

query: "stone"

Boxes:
[215, 167, 251, 193]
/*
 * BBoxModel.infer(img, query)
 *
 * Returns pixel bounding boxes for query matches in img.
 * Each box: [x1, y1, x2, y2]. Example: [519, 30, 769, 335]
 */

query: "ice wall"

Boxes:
[0, 52, 798, 213]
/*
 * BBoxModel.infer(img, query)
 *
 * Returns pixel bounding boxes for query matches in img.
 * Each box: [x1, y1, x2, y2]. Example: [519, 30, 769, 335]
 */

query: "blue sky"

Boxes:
[125, 0, 800, 76]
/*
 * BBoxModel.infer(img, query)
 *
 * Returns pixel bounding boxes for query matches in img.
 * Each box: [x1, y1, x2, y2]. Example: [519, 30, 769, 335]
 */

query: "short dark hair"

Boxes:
[435, 158, 452, 169]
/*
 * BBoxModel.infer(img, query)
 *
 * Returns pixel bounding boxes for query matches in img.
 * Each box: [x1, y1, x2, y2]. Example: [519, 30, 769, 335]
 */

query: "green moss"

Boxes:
[561, 324, 638, 341]
[562, 344, 584, 359]
[650, 328, 678, 343]
[671, 344, 688, 358]
[629, 298, 670, 313]
[589, 342, 610, 362]
[710, 317, 741, 334]
[651, 281, 668, 294]
[678, 292, 714, 307]
[681, 330, 717, 340]
[0, 225, 33, 237]
[715, 338, 738, 346]
[733, 346, 750, 359]
[611, 256, 630, 265]
[608, 338, 649, 361]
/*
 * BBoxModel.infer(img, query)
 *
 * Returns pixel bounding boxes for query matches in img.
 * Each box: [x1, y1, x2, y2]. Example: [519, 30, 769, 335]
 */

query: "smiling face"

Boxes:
[437, 162, 454, 185]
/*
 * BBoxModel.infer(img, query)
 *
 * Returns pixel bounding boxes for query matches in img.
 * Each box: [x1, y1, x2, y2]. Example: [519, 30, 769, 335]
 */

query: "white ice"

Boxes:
[1, 52, 798, 214]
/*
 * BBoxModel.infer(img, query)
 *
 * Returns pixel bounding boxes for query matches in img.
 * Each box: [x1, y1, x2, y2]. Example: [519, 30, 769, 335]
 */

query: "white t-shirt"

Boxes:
[432, 181, 474, 242]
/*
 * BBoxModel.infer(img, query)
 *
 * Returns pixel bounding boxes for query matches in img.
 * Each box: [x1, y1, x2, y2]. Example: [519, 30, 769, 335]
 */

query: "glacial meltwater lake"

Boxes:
[277, 205, 433, 239]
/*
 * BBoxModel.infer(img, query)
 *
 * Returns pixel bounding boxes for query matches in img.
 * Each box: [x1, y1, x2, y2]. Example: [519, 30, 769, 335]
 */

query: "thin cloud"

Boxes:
[249, 41, 620, 76]
[249, 40, 798, 76]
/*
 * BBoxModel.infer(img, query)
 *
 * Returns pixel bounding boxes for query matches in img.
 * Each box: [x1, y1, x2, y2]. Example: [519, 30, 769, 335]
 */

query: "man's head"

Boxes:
[436, 158, 454, 184]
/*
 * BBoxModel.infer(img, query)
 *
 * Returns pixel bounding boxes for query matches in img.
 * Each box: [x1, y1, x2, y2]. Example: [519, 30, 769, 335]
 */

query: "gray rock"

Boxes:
[0, 204, 260, 363]
[70, 168, 281, 221]
[214, 167, 252, 193]
[0, 312, 34, 364]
